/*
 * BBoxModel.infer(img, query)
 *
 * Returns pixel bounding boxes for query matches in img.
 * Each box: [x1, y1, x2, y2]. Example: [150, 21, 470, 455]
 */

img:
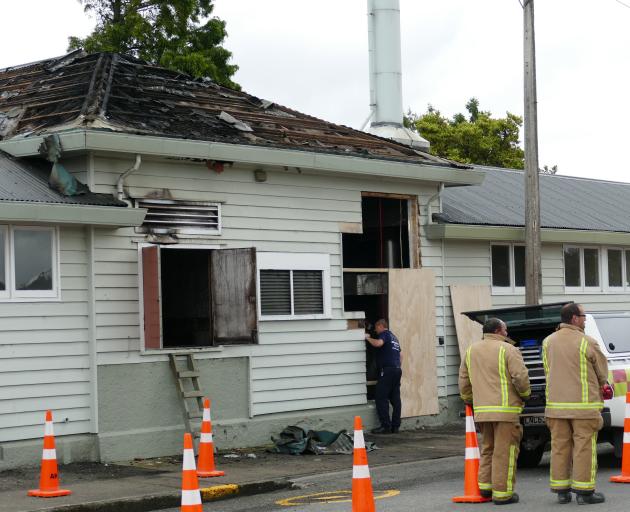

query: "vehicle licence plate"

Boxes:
[522, 415, 546, 426]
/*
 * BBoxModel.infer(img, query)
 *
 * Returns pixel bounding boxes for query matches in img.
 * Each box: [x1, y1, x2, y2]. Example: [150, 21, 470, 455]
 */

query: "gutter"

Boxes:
[0, 201, 146, 227]
[0, 130, 485, 187]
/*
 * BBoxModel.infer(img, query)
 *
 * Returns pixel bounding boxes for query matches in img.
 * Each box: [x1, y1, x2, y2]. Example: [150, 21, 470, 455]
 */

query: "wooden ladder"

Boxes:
[169, 353, 205, 436]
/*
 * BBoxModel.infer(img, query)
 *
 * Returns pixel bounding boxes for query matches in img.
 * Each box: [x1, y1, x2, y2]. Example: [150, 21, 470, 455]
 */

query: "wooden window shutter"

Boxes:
[210, 248, 258, 344]
[142, 246, 161, 349]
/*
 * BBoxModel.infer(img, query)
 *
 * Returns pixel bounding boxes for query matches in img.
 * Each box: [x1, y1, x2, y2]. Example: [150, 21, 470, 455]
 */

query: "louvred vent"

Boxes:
[136, 199, 221, 235]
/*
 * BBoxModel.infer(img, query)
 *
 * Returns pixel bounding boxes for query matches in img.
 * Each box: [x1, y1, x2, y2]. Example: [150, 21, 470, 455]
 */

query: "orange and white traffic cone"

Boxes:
[28, 410, 72, 498]
[197, 398, 224, 478]
[611, 391, 630, 483]
[452, 405, 492, 503]
[181, 433, 203, 512]
[352, 416, 376, 512]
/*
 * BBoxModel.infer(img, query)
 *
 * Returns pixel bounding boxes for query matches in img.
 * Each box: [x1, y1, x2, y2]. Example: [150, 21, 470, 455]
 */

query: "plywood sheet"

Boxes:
[449, 284, 492, 357]
[388, 269, 438, 417]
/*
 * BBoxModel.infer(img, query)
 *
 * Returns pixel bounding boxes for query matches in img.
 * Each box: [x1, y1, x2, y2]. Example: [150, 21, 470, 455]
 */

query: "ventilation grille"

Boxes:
[259, 269, 324, 316]
[136, 199, 221, 235]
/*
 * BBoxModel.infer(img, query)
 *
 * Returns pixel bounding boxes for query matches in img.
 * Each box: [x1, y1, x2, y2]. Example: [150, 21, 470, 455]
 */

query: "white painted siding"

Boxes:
[90, 155, 442, 416]
[442, 239, 630, 395]
[0, 227, 92, 442]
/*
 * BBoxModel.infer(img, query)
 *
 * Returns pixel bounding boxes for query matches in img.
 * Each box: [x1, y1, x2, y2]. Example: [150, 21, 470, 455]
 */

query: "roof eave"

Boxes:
[0, 200, 146, 227]
[0, 129, 485, 186]
[426, 223, 630, 244]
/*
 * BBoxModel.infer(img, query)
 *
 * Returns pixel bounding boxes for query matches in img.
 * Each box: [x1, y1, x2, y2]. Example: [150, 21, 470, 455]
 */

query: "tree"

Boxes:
[405, 98, 525, 169]
[69, 0, 239, 89]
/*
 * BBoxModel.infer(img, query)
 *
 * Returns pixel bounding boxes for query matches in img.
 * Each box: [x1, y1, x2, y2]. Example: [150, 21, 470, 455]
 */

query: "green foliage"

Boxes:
[69, 0, 239, 89]
[406, 98, 525, 169]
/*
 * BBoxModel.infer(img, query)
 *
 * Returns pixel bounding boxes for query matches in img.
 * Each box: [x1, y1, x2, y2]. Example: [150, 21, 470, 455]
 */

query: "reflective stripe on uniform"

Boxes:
[474, 405, 523, 414]
[493, 490, 513, 499]
[590, 432, 597, 485]
[542, 338, 550, 400]
[499, 346, 508, 408]
[465, 346, 472, 385]
[546, 402, 603, 410]
[478, 482, 492, 490]
[580, 337, 589, 403]
[550, 478, 570, 488]
[506, 444, 516, 493]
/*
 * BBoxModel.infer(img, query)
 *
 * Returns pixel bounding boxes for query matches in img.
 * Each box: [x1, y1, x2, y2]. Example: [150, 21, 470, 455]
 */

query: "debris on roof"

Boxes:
[0, 52, 469, 169]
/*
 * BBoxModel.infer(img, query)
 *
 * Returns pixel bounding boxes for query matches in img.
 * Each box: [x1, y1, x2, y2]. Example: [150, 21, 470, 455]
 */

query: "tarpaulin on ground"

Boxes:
[269, 425, 376, 455]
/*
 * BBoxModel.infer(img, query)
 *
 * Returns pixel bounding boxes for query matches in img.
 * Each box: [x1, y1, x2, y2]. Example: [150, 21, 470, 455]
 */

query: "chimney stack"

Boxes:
[367, 0, 429, 150]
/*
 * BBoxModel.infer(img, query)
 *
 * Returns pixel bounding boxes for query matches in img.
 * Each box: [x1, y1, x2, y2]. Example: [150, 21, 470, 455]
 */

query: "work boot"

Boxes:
[557, 491, 572, 504]
[494, 493, 519, 505]
[576, 492, 605, 505]
[370, 426, 391, 434]
[480, 490, 492, 499]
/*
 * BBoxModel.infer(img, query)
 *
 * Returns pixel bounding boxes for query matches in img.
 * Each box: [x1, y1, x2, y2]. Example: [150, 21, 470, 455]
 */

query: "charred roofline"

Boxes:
[0, 129, 485, 187]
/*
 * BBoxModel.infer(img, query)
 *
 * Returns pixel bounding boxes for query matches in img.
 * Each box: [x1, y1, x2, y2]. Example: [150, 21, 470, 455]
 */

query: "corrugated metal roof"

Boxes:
[0, 52, 471, 170]
[440, 167, 630, 233]
[0, 151, 126, 207]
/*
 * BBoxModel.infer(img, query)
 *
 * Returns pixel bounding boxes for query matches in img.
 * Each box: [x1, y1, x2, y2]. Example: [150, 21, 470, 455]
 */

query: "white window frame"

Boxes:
[490, 243, 525, 295]
[0, 225, 60, 302]
[257, 252, 332, 320]
[563, 245, 603, 293]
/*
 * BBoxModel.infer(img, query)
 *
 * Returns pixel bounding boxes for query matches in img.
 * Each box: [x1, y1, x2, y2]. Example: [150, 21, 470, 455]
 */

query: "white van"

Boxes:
[463, 302, 630, 468]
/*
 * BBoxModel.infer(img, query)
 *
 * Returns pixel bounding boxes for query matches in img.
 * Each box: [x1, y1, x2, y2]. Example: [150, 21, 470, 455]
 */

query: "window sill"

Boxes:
[141, 346, 226, 356]
[259, 314, 332, 321]
[342, 311, 366, 320]
[491, 287, 525, 296]
[0, 295, 61, 302]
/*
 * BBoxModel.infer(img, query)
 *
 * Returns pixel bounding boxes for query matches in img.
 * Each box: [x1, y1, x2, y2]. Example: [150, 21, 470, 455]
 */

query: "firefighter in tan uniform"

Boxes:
[543, 303, 608, 505]
[459, 318, 530, 505]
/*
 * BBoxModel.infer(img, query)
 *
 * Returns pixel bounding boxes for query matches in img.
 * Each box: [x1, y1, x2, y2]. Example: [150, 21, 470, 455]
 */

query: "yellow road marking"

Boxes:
[276, 489, 400, 506]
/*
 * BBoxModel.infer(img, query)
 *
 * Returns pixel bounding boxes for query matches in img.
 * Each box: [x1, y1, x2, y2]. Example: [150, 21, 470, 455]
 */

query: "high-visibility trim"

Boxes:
[183, 449, 196, 470]
[474, 405, 523, 414]
[626, 402, 630, 418]
[353, 465, 370, 479]
[580, 338, 589, 403]
[465, 416, 475, 433]
[478, 482, 492, 490]
[492, 490, 513, 499]
[550, 478, 571, 487]
[465, 346, 472, 385]
[203, 409, 211, 422]
[181, 489, 202, 505]
[354, 430, 365, 449]
[506, 444, 516, 493]
[465, 447, 480, 460]
[42, 449, 57, 460]
[519, 389, 531, 398]
[590, 432, 597, 484]
[546, 401, 604, 410]
[542, 339, 550, 400]
[44, 422, 54, 437]
[200, 433, 213, 443]
[461, 393, 473, 401]
[571, 480, 595, 490]
[499, 346, 508, 408]
[624, 432, 630, 444]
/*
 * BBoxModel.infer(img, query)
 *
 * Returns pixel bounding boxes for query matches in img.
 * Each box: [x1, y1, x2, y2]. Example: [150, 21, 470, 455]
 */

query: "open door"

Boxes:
[142, 245, 161, 349]
[388, 268, 438, 417]
[210, 248, 258, 344]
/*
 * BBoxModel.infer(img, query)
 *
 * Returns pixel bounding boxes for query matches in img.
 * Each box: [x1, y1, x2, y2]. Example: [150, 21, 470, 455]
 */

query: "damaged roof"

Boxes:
[0, 51, 466, 168]
[0, 150, 126, 207]
[438, 166, 630, 233]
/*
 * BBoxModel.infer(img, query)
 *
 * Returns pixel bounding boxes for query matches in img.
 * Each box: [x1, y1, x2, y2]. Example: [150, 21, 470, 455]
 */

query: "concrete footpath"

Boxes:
[0, 425, 464, 512]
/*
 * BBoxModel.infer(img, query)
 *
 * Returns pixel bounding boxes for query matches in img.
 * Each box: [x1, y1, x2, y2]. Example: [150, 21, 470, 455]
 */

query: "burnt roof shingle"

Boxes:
[440, 167, 630, 233]
[0, 52, 468, 169]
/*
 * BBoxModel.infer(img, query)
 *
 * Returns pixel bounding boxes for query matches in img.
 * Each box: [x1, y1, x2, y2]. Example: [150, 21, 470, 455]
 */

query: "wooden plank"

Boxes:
[141, 246, 161, 350]
[449, 284, 492, 357]
[388, 269, 439, 417]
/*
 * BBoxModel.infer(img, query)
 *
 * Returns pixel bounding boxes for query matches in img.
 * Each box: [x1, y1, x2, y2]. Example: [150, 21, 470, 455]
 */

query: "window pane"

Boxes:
[0, 231, 5, 290]
[627, 250, 630, 288]
[491, 246, 510, 287]
[14, 229, 53, 290]
[293, 271, 324, 314]
[564, 247, 581, 287]
[514, 246, 525, 287]
[260, 270, 291, 315]
[584, 248, 599, 287]
[608, 249, 622, 287]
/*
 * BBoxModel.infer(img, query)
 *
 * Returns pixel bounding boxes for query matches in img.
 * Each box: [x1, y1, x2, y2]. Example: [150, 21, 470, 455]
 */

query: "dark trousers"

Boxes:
[375, 367, 402, 429]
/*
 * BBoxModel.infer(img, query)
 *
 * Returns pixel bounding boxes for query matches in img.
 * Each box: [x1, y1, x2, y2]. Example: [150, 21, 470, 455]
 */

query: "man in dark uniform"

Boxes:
[365, 319, 402, 434]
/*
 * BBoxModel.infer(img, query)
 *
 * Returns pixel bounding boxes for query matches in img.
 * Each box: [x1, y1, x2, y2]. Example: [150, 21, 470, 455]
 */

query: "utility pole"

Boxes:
[523, 0, 542, 304]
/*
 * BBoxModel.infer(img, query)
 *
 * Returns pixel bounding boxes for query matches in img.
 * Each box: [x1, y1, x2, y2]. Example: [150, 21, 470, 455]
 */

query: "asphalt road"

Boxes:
[161, 448, 630, 511]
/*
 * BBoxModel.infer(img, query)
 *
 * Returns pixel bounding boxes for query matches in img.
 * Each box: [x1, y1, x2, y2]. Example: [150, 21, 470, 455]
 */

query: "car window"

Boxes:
[594, 316, 630, 354]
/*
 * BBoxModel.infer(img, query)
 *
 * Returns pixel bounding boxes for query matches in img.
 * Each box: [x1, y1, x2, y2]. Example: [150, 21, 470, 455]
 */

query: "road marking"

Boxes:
[276, 489, 400, 506]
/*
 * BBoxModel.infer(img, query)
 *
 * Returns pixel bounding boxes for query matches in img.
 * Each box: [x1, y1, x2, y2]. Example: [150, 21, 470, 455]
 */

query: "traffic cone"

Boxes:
[611, 391, 630, 483]
[452, 405, 492, 503]
[352, 416, 376, 512]
[28, 410, 72, 498]
[197, 398, 224, 478]
[181, 433, 203, 512]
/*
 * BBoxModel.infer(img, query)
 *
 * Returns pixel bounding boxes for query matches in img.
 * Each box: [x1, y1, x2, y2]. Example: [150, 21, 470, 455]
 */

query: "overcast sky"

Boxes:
[2, 1, 629, 182]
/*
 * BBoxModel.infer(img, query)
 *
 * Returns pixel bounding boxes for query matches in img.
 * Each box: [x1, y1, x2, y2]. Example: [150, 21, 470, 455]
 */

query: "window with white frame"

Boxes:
[563, 246, 600, 290]
[257, 252, 331, 319]
[0, 226, 58, 300]
[491, 244, 525, 293]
